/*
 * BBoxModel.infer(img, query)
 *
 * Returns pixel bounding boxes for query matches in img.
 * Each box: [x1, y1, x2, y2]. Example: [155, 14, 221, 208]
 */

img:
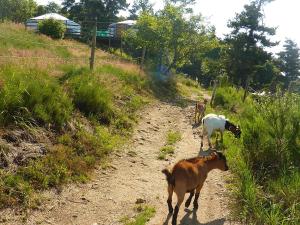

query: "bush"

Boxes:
[38, 19, 66, 39]
[68, 75, 114, 124]
[0, 66, 73, 128]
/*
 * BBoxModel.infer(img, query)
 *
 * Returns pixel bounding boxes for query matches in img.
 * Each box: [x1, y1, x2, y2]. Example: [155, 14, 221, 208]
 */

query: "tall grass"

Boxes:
[0, 65, 73, 128]
[217, 87, 300, 224]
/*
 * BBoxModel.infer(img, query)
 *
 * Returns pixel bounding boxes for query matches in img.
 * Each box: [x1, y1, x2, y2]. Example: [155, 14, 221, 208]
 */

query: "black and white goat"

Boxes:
[201, 113, 241, 148]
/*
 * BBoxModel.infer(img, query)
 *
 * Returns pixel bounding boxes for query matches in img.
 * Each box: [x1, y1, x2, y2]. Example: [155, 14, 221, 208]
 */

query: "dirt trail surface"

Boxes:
[2, 99, 237, 225]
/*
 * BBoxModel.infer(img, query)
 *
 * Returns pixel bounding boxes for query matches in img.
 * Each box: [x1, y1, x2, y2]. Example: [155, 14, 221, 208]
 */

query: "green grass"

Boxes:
[166, 130, 182, 145]
[158, 130, 181, 160]
[0, 65, 73, 128]
[0, 22, 154, 210]
[121, 205, 156, 225]
[158, 145, 175, 160]
[216, 87, 300, 224]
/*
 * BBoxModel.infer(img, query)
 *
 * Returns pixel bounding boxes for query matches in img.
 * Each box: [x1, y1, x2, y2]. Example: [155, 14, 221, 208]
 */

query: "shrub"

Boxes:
[0, 66, 73, 128]
[38, 18, 66, 39]
[68, 75, 114, 124]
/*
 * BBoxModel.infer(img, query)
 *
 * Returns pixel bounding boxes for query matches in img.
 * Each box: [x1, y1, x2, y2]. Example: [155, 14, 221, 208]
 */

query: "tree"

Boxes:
[125, 1, 214, 76]
[128, 0, 154, 19]
[62, 0, 128, 22]
[0, 0, 37, 22]
[35, 5, 47, 16]
[225, 0, 278, 95]
[278, 39, 300, 89]
[45, 1, 61, 13]
[35, 2, 62, 16]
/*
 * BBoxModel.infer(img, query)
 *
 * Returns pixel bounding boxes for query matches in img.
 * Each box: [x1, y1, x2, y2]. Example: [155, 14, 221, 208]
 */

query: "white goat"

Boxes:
[201, 113, 241, 148]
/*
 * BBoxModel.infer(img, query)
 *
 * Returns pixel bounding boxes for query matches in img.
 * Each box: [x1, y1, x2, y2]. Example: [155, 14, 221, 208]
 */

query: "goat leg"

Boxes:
[167, 185, 174, 214]
[172, 193, 184, 225]
[193, 182, 204, 210]
[167, 199, 173, 214]
[193, 193, 200, 210]
[172, 205, 179, 225]
[185, 190, 195, 208]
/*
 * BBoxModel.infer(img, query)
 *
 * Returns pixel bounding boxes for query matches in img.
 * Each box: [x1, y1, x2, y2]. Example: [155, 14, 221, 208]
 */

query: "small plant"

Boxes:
[158, 145, 175, 160]
[121, 205, 156, 225]
[158, 130, 181, 160]
[166, 130, 182, 145]
[38, 19, 66, 39]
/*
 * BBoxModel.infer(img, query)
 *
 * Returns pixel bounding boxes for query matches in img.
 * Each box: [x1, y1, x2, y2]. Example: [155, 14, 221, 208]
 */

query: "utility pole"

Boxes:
[90, 17, 97, 70]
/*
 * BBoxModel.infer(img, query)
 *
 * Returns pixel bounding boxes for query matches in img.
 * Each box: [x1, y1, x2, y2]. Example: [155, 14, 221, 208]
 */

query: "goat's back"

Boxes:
[171, 159, 207, 191]
[202, 113, 226, 131]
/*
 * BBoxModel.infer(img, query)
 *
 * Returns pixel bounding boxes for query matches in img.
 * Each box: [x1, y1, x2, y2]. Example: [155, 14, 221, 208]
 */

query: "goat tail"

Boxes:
[162, 168, 174, 186]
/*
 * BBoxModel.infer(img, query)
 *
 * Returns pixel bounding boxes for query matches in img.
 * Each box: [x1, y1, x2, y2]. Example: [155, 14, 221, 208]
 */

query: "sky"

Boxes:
[36, 0, 300, 53]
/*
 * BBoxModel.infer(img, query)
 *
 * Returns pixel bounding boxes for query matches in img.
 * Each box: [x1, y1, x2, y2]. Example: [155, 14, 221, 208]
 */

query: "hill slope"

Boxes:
[0, 22, 155, 210]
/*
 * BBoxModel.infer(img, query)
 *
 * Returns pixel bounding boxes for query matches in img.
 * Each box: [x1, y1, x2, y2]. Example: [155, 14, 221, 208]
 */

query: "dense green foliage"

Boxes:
[213, 87, 300, 224]
[0, 66, 72, 128]
[61, 0, 128, 23]
[0, 0, 36, 22]
[278, 39, 300, 89]
[225, 0, 278, 91]
[38, 19, 66, 39]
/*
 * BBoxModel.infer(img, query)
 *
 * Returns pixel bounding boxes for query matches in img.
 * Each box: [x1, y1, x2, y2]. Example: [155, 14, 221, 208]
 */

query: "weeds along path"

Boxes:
[3, 99, 236, 225]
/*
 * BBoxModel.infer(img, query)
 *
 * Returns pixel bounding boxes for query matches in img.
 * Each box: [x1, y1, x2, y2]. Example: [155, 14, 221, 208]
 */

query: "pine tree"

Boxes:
[278, 39, 300, 89]
[225, 0, 278, 96]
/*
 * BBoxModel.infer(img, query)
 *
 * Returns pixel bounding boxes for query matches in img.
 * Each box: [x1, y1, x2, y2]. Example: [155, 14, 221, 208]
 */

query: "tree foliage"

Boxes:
[225, 0, 278, 90]
[278, 39, 300, 89]
[125, 2, 206, 74]
[0, 0, 36, 22]
[62, 0, 128, 22]
[128, 0, 154, 19]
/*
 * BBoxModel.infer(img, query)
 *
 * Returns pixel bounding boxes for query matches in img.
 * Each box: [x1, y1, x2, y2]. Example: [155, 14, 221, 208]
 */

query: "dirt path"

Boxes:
[2, 99, 237, 225]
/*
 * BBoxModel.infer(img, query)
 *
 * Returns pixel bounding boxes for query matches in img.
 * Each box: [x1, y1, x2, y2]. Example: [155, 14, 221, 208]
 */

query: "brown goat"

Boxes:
[194, 99, 208, 124]
[162, 151, 228, 225]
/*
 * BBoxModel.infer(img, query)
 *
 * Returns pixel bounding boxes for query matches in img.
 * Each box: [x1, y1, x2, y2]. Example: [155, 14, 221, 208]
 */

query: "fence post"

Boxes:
[140, 46, 146, 70]
[210, 79, 218, 107]
[90, 17, 97, 70]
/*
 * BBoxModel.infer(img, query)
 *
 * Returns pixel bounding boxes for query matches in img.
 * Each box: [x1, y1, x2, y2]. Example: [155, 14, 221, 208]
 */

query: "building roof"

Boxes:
[30, 13, 69, 21]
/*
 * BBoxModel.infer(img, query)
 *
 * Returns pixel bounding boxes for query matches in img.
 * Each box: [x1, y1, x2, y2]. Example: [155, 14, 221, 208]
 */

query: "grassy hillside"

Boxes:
[0, 22, 203, 210]
[0, 22, 159, 209]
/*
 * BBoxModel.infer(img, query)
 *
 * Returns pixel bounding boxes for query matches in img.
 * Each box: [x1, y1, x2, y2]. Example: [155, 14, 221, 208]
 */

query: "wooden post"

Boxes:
[210, 80, 218, 107]
[90, 17, 97, 70]
[140, 46, 146, 70]
[120, 37, 123, 57]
